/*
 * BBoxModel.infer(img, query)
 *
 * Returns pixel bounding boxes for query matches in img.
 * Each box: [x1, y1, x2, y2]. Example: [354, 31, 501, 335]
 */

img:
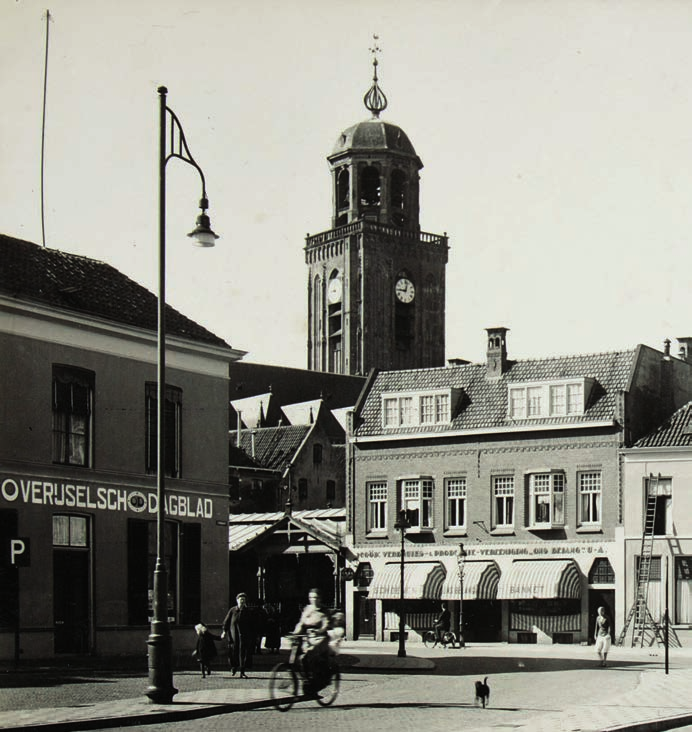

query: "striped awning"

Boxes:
[497, 559, 582, 600]
[441, 561, 500, 601]
[368, 562, 446, 600]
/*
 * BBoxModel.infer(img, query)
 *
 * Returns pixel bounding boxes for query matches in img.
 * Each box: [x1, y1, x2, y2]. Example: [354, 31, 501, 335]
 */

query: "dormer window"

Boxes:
[382, 389, 458, 428]
[508, 379, 591, 419]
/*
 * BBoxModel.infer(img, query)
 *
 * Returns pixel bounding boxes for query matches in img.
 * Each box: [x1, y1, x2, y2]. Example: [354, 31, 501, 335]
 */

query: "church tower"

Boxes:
[305, 43, 449, 375]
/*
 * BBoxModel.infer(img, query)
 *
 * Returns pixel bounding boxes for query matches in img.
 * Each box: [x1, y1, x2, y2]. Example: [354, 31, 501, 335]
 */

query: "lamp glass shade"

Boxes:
[187, 213, 219, 248]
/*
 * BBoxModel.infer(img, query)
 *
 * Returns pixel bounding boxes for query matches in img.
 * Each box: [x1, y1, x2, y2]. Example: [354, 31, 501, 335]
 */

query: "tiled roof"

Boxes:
[0, 234, 229, 347]
[355, 349, 637, 437]
[635, 401, 692, 448]
[237, 425, 311, 471]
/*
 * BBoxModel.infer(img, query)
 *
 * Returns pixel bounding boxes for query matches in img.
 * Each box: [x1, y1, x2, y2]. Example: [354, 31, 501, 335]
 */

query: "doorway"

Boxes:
[356, 593, 375, 639]
[54, 550, 90, 653]
[588, 588, 615, 645]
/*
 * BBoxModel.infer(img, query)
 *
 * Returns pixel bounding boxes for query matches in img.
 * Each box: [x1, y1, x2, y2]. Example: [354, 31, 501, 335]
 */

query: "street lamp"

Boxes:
[146, 86, 219, 704]
[457, 542, 467, 647]
[394, 509, 411, 658]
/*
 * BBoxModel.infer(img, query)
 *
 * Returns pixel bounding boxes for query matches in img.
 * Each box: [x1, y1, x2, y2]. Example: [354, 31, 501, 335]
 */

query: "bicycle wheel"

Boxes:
[269, 662, 298, 712]
[316, 663, 340, 707]
[423, 630, 437, 648]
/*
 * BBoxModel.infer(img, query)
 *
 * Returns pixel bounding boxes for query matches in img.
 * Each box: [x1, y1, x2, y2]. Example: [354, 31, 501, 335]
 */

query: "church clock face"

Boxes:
[327, 277, 342, 304]
[395, 277, 415, 303]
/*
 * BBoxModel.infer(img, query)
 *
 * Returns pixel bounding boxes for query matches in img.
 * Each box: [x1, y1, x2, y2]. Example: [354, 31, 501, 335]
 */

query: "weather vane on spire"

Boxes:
[364, 34, 388, 118]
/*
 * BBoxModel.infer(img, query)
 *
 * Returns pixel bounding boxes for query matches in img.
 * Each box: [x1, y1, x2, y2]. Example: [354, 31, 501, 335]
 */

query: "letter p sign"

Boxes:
[10, 538, 30, 567]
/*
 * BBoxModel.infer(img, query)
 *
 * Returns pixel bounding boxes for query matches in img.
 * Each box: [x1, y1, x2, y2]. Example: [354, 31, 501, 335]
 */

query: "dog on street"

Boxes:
[474, 677, 490, 708]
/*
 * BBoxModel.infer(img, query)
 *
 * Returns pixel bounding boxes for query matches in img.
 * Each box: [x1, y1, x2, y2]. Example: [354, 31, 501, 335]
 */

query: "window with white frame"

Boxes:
[382, 389, 457, 428]
[675, 557, 692, 624]
[402, 478, 434, 529]
[446, 478, 466, 529]
[508, 379, 590, 419]
[579, 472, 601, 525]
[529, 472, 565, 527]
[368, 482, 388, 531]
[52, 366, 94, 467]
[493, 476, 514, 528]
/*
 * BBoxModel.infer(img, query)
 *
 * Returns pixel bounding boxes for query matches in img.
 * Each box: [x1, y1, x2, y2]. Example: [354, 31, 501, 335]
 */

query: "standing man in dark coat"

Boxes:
[221, 592, 255, 678]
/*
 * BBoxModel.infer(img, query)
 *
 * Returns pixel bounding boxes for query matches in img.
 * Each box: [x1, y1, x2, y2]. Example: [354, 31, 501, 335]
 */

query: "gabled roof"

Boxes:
[355, 349, 638, 438]
[237, 424, 311, 471]
[635, 401, 692, 448]
[0, 234, 230, 348]
[228, 508, 346, 552]
[281, 399, 321, 426]
[231, 393, 274, 429]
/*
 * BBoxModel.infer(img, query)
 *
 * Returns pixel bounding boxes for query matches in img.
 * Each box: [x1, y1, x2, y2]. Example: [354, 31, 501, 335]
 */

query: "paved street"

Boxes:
[2, 641, 692, 732]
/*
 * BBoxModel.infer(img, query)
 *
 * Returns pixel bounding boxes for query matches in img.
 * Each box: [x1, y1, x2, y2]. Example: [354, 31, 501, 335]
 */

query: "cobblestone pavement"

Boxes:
[1, 642, 692, 732]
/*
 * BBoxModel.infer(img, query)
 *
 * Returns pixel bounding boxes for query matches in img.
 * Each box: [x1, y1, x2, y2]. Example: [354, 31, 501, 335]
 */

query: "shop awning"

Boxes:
[441, 560, 500, 601]
[368, 562, 446, 600]
[496, 559, 582, 600]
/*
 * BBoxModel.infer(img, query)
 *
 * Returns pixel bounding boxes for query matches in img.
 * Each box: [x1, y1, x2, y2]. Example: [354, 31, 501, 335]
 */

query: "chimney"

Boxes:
[677, 337, 692, 363]
[251, 430, 257, 459]
[485, 327, 509, 379]
[236, 409, 242, 447]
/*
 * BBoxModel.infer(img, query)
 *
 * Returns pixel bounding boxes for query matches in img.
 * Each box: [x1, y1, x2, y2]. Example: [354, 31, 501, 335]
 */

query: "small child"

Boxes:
[327, 611, 346, 654]
[194, 623, 222, 678]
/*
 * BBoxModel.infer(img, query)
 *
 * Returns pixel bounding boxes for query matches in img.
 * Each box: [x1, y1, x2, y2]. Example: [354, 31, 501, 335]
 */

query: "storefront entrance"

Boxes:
[588, 588, 615, 644]
[463, 600, 501, 642]
[356, 593, 375, 638]
[54, 550, 89, 654]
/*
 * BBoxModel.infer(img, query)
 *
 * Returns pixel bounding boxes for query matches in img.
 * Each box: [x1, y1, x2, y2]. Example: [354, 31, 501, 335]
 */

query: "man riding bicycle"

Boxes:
[293, 588, 331, 698]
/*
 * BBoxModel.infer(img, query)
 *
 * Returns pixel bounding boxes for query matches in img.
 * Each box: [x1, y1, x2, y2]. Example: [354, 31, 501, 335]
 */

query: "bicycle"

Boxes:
[269, 633, 341, 711]
[423, 627, 462, 649]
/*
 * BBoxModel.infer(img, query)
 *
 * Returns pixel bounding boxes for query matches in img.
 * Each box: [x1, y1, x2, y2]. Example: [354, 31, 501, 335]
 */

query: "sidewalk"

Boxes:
[0, 642, 691, 732]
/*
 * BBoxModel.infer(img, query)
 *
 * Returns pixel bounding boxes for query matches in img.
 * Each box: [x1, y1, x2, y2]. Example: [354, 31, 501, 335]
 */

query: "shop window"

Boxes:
[401, 478, 433, 530]
[180, 523, 201, 626]
[445, 478, 466, 530]
[579, 472, 602, 526]
[588, 557, 615, 584]
[0, 509, 18, 630]
[635, 555, 662, 621]
[53, 515, 89, 547]
[145, 383, 182, 478]
[675, 557, 692, 624]
[52, 365, 94, 467]
[298, 479, 308, 500]
[128, 519, 178, 625]
[528, 473, 565, 528]
[493, 476, 514, 529]
[367, 482, 388, 532]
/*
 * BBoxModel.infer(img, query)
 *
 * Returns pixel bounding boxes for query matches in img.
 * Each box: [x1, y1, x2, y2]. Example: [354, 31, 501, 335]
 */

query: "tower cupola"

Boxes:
[328, 40, 422, 230]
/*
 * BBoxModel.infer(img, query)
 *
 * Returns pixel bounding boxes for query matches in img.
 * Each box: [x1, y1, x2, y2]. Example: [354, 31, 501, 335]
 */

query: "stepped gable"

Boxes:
[356, 348, 637, 437]
[0, 233, 229, 347]
[635, 401, 692, 448]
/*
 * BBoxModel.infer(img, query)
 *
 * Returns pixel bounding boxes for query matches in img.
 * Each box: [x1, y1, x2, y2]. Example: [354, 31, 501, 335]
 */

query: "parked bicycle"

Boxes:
[268, 633, 341, 711]
[423, 627, 463, 649]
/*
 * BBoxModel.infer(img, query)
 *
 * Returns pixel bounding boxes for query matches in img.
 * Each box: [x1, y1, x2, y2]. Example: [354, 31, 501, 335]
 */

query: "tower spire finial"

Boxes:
[364, 34, 388, 118]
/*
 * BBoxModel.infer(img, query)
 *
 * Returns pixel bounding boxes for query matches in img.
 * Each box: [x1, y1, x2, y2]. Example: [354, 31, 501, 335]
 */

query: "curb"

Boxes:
[604, 713, 692, 732]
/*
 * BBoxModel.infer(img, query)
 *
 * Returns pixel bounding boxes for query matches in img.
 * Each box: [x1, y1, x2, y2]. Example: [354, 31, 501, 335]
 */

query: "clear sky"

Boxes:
[2, 1, 692, 368]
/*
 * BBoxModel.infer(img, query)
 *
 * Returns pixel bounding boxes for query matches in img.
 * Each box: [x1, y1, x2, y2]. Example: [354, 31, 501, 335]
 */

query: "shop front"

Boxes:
[345, 540, 617, 644]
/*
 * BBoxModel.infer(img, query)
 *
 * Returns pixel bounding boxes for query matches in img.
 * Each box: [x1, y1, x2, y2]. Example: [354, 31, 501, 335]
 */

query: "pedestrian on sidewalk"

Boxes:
[221, 592, 255, 678]
[193, 622, 222, 678]
[594, 606, 612, 667]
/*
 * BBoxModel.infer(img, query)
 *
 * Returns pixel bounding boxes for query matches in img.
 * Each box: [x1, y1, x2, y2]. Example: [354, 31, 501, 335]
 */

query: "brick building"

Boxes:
[343, 329, 692, 645]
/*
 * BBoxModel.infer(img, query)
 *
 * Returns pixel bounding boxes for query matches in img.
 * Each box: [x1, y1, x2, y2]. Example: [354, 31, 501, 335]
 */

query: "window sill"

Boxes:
[490, 528, 515, 536]
[576, 526, 603, 534]
[528, 524, 566, 531]
[405, 527, 434, 535]
[443, 529, 467, 537]
[366, 531, 389, 540]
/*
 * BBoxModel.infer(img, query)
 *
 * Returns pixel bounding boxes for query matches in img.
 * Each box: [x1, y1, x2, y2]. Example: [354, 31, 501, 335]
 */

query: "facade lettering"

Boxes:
[1, 476, 214, 519]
